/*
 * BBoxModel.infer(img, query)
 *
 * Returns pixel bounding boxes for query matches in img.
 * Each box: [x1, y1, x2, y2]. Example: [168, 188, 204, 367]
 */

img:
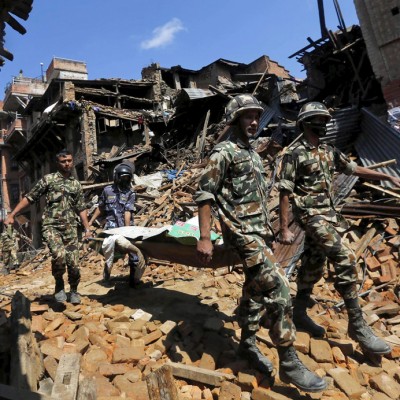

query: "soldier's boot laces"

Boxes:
[347, 307, 391, 355]
[69, 291, 81, 305]
[54, 279, 67, 303]
[293, 297, 325, 337]
[278, 346, 327, 393]
[238, 333, 274, 377]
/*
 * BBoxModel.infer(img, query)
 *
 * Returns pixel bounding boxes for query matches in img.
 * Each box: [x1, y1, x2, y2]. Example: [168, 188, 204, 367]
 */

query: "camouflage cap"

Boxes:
[297, 102, 331, 125]
[225, 94, 264, 125]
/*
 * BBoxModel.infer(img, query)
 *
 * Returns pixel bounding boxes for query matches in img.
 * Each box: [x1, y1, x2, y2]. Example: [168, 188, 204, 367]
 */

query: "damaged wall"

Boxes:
[354, 0, 400, 106]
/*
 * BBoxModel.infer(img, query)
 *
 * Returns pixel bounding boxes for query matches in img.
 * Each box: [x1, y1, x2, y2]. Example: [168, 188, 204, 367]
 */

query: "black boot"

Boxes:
[293, 292, 325, 337]
[278, 346, 327, 393]
[238, 328, 274, 376]
[129, 263, 138, 288]
[103, 265, 111, 282]
[54, 278, 67, 303]
[347, 307, 391, 355]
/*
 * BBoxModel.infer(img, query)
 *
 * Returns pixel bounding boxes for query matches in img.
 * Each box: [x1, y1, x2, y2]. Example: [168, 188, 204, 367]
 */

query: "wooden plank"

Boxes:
[0, 383, 52, 400]
[51, 354, 82, 400]
[10, 291, 43, 391]
[197, 110, 210, 161]
[166, 362, 235, 387]
[362, 182, 400, 199]
[146, 365, 179, 400]
[355, 227, 377, 261]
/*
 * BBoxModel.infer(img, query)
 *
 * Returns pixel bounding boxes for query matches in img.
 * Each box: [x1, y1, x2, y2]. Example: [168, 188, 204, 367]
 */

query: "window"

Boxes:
[9, 183, 20, 206]
[10, 159, 19, 171]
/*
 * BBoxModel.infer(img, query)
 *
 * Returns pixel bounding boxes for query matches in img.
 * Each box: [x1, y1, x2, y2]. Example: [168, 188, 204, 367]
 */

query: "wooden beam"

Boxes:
[362, 182, 400, 199]
[10, 291, 43, 391]
[146, 365, 179, 400]
[166, 362, 235, 387]
[51, 354, 82, 400]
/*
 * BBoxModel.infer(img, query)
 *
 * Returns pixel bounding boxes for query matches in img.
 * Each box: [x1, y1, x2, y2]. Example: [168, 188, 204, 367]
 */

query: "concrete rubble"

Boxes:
[0, 3, 400, 400]
[0, 166, 399, 399]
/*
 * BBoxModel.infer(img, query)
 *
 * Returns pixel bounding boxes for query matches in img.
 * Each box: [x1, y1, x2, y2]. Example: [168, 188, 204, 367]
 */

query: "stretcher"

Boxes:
[90, 224, 243, 279]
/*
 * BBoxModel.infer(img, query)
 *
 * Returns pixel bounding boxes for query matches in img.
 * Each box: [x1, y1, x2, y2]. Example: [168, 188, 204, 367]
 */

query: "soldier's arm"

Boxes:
[123, 190, 135, 226]
[5, 197, 31, 225]
[194, 150, 227, 264]
[353, 166, 400, 188]
[79, 210, 92, 239]
[278, 152, 296, 244]
[124, 211, 132, 226]
[279, 190, 295, 244]
[88, 207, 102, 226]
[197, 201, 213, 264]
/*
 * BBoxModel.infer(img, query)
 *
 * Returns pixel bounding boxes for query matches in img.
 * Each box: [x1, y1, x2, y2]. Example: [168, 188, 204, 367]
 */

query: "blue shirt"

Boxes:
[99, 184, 135, 229]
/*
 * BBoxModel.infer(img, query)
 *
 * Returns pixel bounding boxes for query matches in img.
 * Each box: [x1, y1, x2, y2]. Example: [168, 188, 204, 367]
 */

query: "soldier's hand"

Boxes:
[197, 238, 213, 265]
[4, 215, 14, 226]
[279, 229, 295, 245]
[83, 229, 93, 242]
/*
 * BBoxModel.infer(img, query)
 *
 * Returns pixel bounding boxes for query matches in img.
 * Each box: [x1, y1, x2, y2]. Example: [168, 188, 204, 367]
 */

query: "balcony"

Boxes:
[4, 117, 26, 144]
[3, 76, 47, 112]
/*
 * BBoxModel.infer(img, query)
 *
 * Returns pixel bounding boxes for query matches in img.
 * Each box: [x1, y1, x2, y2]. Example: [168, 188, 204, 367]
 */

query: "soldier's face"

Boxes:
[238, 110, 260, 139]
[57, 155, 73, 173]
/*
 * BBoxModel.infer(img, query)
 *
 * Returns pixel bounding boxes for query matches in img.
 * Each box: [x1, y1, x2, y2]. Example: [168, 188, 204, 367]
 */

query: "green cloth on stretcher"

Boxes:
[167, 221, 220, 245]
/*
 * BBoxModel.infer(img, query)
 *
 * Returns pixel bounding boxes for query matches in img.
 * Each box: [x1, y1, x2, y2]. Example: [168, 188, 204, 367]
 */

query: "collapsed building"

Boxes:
[0, 54, 297, 245]
[0, 1, 400, 399]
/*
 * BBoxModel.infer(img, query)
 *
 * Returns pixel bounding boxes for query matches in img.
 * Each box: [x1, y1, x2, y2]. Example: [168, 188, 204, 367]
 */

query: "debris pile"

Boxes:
[0, 157, 400, 399]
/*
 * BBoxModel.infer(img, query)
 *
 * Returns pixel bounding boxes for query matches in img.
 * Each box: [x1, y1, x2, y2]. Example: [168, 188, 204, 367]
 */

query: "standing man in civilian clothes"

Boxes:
[195, 94, 326, 393]
[89, 162, 141, 288]
[5, 149, 92, 304]
[279, 101, 400, 355]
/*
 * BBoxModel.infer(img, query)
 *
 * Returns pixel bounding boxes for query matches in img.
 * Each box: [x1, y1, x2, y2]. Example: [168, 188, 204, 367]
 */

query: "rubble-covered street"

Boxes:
[1, 1, 400, 400]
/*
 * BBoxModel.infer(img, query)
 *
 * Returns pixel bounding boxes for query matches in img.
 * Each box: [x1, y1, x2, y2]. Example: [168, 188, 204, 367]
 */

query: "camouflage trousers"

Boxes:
[298, 215, 357, 300]
[2, 249, 18, 270]
[42, 225, 80, 288]
[224, 228, 296, 347]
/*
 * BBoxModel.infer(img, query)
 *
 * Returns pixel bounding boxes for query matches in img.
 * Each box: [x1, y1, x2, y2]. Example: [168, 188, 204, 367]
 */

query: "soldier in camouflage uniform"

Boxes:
[279, 101, 400, 355]
[195, 94, 326, 393]
[5, 149, 92, 304]
[0, 225, 19, 274]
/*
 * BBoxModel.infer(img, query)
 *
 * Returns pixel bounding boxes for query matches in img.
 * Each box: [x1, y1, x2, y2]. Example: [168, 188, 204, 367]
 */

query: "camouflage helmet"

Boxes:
[225, 94, 264, 125]
[297, 101, 331, 126]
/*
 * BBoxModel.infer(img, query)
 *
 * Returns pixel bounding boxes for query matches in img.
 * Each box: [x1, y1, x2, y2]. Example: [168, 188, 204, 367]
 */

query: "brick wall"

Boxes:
[355, 0, 400, 86]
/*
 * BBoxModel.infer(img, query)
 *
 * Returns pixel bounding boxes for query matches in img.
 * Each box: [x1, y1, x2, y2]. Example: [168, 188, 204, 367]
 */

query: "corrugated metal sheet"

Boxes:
[354, 108, 400, 187]
[181, 88, 215, 100]
[257, 105, 276, 136]
[321, 106, 361, 151]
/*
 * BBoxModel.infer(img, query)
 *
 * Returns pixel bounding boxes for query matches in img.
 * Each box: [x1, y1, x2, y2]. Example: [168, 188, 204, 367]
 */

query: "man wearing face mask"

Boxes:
[279, 102, 400, 355]
[89, 162, 141, 287]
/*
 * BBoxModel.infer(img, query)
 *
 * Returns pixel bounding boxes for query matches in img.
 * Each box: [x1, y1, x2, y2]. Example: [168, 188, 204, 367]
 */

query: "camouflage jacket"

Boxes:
[279, 137, 357, 222]
[26, 172, 86, 228]
[99, 184, 135, 229]
[195, 137, 272, 236]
